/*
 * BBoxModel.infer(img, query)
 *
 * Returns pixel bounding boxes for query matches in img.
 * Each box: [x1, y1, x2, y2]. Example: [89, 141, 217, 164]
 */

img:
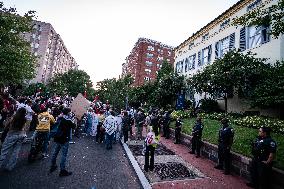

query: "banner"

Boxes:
[70, 93, 91, 119]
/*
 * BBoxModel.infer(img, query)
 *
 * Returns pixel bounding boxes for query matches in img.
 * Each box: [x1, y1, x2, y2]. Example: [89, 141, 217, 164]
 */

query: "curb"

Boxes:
[120, 139, 152, 189]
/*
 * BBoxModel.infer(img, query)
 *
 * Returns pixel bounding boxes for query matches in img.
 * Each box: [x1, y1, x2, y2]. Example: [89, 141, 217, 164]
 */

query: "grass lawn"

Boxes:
[171, 118, 284, 170]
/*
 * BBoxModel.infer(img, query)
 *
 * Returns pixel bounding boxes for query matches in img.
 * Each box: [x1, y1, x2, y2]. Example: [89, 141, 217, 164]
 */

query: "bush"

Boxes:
[233, 116, 284, 134]
[171, 110, 192, 120]
[199, 98, 221, 113]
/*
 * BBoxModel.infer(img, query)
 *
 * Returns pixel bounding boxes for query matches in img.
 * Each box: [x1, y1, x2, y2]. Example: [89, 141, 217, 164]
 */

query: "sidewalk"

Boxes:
[151, 137, 250, 189]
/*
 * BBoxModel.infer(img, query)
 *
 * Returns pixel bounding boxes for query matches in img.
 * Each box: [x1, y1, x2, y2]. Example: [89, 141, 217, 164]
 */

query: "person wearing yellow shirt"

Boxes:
[29, 107, 55, 162]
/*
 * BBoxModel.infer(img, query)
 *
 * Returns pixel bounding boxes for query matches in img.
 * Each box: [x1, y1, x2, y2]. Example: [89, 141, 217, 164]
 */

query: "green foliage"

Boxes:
[156, 60, 174, 81]
[170, 110, 192, 120]
[0, 2, 37, 86]
[232, 0, 284, 38]
[48, 70, 93, 97]
[199, 98, 221, 113]
[188, 50, 269, 112]
[96, 74, 133, 109]
[251, 61, 284, 109]
[23, 83, 48, 96]
[172, 118, 284, 169]
[199, 112, 284, 134]
[155, 72, 185, 108]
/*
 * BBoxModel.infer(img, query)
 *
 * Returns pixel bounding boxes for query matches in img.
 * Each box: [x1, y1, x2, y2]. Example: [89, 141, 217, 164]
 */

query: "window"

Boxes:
[215, 33, 235, 58]
[200, 45, 212, 66]
[248, 25, 269, 49]
[145, 61, 153, 67]
[176, 60, 184, 73]
[188, 42, 194, 50]
[188, 54, 196, 70]
[145, 68, 151, 75]
[35, 43, 39, 49]
[202, 33, 209, 41]
[220, 19, 230, 30]
[146, 53, 153, 58]
[144, 77, 150, 82]
[147, 46, 154, 51]
[247, 0, 262, 12]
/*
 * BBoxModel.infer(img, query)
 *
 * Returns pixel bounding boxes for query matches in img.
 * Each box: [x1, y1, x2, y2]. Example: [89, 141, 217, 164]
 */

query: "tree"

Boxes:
[188, 50, 269, 113]
[155, 72, 185, 108]
[95, 75, 133, 110]
[232, 0, 284, 38]
[48, 70, 93, 98]
[252, 61, 284, 111]
[0, 2, 37, 86]
[23, 82, 48, 96]
[156, 60, 174, 81]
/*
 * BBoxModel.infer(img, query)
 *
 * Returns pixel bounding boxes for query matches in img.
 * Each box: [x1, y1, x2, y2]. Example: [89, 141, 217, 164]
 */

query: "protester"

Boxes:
[122, 111, 131, 143]
[28, 107, 55, 161]
[144, 122, 160, 172]
[103, 110, 116, 150]
[50, 108, 76, 176]
[0, 108, 27, 171]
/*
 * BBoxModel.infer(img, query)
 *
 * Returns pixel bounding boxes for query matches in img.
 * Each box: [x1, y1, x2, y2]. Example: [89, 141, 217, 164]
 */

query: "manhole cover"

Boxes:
[128, 144, 175, 156]
[154, 162, 198, 180]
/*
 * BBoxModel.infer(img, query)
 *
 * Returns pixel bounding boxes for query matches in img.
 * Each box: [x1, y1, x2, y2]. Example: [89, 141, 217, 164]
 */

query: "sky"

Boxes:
[2, 0, 239, 85]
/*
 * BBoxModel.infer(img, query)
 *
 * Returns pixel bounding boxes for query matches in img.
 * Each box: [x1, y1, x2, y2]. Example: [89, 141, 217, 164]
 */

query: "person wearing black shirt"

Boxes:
[49, 108, 76, 177]
[189, 117, 203, 157]
[214, 118, 234, 175]
[247, 126, 277, 189]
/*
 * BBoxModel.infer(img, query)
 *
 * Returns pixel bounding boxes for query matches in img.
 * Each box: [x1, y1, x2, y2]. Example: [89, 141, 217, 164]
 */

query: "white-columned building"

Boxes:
[174, 0, 284, 116]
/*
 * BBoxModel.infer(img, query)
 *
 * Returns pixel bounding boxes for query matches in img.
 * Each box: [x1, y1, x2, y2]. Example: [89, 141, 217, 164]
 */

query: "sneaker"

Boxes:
[59, 170, 72, 177]
[43, 154, 49, 159]
[49, 165, 58, 173]
[69, 141, 75, 144]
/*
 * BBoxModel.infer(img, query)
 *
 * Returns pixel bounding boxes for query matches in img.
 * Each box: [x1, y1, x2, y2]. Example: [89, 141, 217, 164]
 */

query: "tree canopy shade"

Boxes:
[188, 50, 270, 113]
[48, 69, 93, 98]
[252, 61, 284, 109]
[95, 74, 134, 109]
[0, 2, 37, 86]
[232, 0, 284, 38]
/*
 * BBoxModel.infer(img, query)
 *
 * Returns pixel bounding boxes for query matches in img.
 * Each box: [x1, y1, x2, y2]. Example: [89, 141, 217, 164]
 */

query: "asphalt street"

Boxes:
[0, 134, 142, 189]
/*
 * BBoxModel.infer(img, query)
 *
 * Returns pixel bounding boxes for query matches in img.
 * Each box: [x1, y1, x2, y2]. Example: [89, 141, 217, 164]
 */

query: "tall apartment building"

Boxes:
[123, 38, 175, 86]
[24, 20, 78, 84]
[174, 0, 284, 116]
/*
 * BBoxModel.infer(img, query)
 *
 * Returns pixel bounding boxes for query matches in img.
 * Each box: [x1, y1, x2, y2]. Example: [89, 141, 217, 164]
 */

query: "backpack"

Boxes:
[50, 117, 63, 138]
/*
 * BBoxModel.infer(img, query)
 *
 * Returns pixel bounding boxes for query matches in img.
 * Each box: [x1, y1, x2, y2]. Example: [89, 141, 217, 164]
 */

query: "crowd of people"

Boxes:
[0, 91, 278, 188]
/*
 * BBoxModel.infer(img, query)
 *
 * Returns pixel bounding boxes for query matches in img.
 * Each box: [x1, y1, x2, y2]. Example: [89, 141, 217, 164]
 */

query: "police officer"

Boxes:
[214, 118, 234, 175]
[162, 111, 171, 139]
[174, 117, 183, 144]
[189, 116, 203, 158]
[247, 126, 277, 189]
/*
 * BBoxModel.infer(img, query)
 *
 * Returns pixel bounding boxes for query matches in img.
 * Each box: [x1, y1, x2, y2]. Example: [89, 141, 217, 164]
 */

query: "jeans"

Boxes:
[51, 142, 69, 170]
[0, 132, 25, 170]
[105, 133, 114, 149]
[144, 145, 155, 171]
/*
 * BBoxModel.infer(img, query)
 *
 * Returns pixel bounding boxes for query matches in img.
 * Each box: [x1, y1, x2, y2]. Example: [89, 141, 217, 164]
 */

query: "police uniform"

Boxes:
[215, 123, 234, 174]
[190, 121, 203, 157]
[250, 136, 277, 189]
[174, 119, 182, 144]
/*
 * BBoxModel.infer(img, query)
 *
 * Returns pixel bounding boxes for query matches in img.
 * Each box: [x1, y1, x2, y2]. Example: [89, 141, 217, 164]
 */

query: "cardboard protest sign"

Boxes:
[70, 93, 91, 119]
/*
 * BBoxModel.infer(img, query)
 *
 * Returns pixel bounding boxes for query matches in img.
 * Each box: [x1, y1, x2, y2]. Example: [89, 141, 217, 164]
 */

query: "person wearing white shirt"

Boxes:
[103, 111, 117, 150]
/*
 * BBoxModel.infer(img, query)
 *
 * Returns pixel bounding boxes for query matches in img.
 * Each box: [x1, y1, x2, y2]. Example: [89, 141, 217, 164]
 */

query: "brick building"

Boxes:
[24, 20, 78, 84]
[123, 38, 175, 87]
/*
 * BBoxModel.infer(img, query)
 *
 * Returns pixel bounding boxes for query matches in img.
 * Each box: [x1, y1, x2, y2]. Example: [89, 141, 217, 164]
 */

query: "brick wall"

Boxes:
[169, 129, 284, 189]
